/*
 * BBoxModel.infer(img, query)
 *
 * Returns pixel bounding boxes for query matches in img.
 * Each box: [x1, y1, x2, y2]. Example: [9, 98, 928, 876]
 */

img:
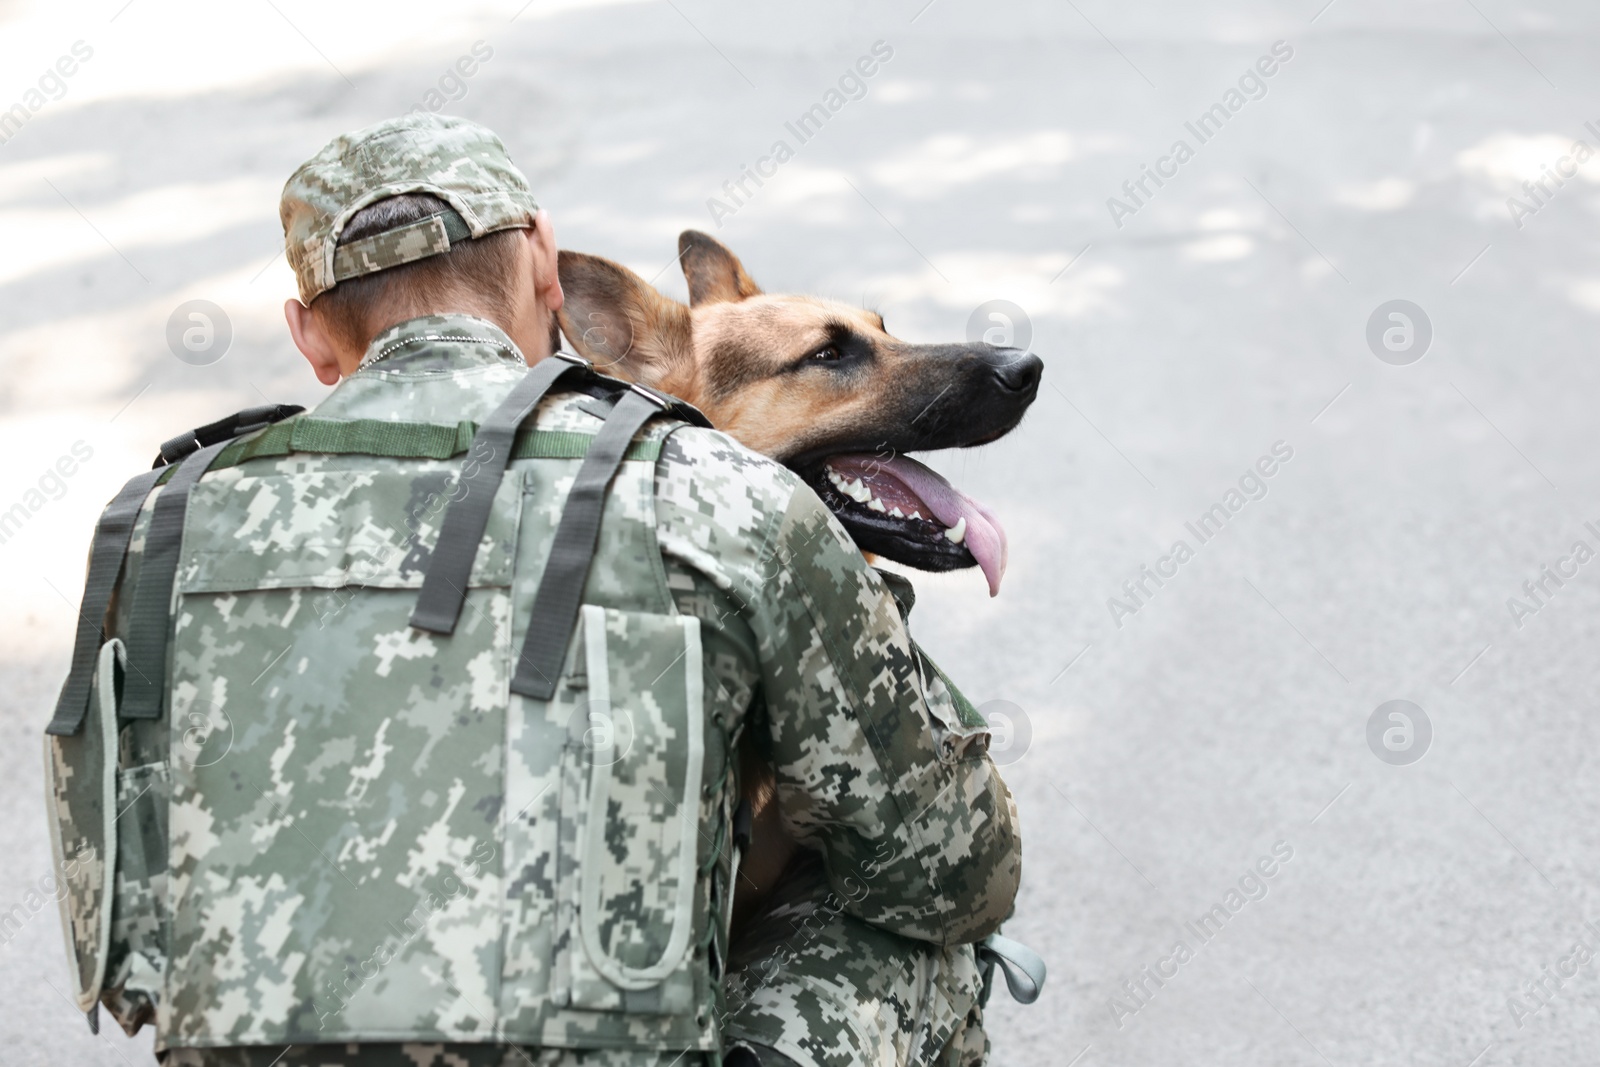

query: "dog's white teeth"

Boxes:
[867, 498, 887, 513]
[944, 517, 967, 544]
[827, 470, 881, 506]
[909, 510, 923, 521]
[889, 507, 904, 518]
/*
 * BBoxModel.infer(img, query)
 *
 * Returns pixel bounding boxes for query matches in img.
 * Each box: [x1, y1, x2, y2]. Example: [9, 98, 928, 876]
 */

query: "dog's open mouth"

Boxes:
[803, 453, 1009, 596]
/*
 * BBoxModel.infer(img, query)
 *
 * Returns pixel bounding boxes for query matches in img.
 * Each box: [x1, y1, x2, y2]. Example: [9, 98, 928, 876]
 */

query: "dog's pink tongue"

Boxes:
[849, 454, 1009, 597]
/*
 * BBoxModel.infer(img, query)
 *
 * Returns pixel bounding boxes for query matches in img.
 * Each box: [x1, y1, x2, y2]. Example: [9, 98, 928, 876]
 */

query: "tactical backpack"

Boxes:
[44, 357, 751, 1054]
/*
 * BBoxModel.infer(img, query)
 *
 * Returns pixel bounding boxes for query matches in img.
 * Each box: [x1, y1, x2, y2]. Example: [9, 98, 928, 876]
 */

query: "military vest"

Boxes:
[44, 357, 742, 1056]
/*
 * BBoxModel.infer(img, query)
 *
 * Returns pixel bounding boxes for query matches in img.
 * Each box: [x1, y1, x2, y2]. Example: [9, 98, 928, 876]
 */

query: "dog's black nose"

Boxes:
[987, 348, 1043, 393]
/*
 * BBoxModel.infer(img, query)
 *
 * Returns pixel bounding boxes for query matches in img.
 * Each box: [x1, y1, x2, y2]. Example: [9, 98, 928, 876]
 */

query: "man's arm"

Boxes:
[655, 429, 1021, 946]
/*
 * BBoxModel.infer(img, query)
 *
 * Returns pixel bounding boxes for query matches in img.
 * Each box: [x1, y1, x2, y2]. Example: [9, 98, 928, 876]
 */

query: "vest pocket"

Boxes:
[562, 605, 705, 1014]
[43, 638, 122, 1016]
[101, 759, 170, 1034]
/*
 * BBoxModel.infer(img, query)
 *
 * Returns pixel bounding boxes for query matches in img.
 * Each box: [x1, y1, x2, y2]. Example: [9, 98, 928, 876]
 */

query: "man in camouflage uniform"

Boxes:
[45, 114, 1021, 1067]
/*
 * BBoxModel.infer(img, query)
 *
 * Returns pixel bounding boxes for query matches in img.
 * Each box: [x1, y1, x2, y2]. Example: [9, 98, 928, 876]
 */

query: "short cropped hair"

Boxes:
[311, 193, 526, 351]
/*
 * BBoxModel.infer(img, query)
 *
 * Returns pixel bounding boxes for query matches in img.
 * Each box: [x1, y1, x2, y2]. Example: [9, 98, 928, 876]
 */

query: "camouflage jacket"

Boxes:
[48, 314, 1020, 1055]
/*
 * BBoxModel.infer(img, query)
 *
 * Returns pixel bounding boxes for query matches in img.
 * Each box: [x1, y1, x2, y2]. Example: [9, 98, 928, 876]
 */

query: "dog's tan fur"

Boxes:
[559, 232, 975, 468]
[558, 233, 895, 924]
[557, 230, 1037, 931]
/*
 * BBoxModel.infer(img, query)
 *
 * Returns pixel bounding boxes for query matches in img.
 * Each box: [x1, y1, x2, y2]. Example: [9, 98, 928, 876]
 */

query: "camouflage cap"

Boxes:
[280, 113, 539, 303]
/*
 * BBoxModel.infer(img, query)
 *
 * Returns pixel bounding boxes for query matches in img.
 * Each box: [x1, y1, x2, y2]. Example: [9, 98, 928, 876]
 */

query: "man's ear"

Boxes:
[284, 299, 344, 386]
[679, 230, 762, 306]
[557, 250, 692, 386]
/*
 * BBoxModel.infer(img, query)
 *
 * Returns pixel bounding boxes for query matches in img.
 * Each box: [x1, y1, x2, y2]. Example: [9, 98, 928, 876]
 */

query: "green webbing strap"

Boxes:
[978, 933, 1047, 1005]
[514, 432, 660, 463]
[121, 441, 230, 721]
[411, 355, 589, 634]
[206, 418, 663, 470]
[45, 469, 164, 736]
[291, 417, 474, 460]
[511, 389, 666, 700]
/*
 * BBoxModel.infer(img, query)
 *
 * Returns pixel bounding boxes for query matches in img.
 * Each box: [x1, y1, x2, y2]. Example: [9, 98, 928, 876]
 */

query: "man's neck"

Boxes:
[343, 309, 523, 377]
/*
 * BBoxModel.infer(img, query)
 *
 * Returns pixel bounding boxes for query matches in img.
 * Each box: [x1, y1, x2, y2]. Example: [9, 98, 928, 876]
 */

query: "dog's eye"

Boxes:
[809, 345, 842, 363]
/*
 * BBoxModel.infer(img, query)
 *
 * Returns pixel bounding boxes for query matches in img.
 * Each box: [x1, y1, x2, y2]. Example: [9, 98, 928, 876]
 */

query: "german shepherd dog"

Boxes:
[556, 231, 1042, 932]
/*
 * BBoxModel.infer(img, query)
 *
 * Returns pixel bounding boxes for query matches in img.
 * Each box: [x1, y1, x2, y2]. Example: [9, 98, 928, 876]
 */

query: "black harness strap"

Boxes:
[511, 389, 667, 700]
[48, 403, 304, 735]
[156, 403, 304, 468]
[46, 469, 165, 736]
[121, 440, 231, 720]
[410, 354, 590, 635]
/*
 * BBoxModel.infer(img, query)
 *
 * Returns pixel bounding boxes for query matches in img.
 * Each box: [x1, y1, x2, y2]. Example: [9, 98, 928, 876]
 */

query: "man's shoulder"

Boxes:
[651, 423, 839, 589]
[653, 423, 882, 599]
[655, 423, 807, 529]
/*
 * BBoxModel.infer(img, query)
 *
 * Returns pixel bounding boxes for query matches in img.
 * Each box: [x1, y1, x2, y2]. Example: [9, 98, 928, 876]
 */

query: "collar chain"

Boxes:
[358, 332, 520, 372]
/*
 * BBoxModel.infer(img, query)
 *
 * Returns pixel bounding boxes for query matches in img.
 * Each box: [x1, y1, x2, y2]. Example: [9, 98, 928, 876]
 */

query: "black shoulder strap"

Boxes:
[120, 440, 232, 720]
[46, 469, 165, 736]
[409, 354, 590, 634]
[48, 403, 303, 736]
[511, 388, 667, 700]
[156, 403, 304, 467]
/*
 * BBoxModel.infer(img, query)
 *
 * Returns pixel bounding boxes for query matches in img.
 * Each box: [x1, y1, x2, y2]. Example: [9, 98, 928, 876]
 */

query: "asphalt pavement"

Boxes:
[1, 2, 1597, 1064]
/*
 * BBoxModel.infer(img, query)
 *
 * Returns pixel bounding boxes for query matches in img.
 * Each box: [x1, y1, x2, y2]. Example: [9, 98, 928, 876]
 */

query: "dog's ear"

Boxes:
[679, 230, 762, 306]
[557, 250, 692, 387]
